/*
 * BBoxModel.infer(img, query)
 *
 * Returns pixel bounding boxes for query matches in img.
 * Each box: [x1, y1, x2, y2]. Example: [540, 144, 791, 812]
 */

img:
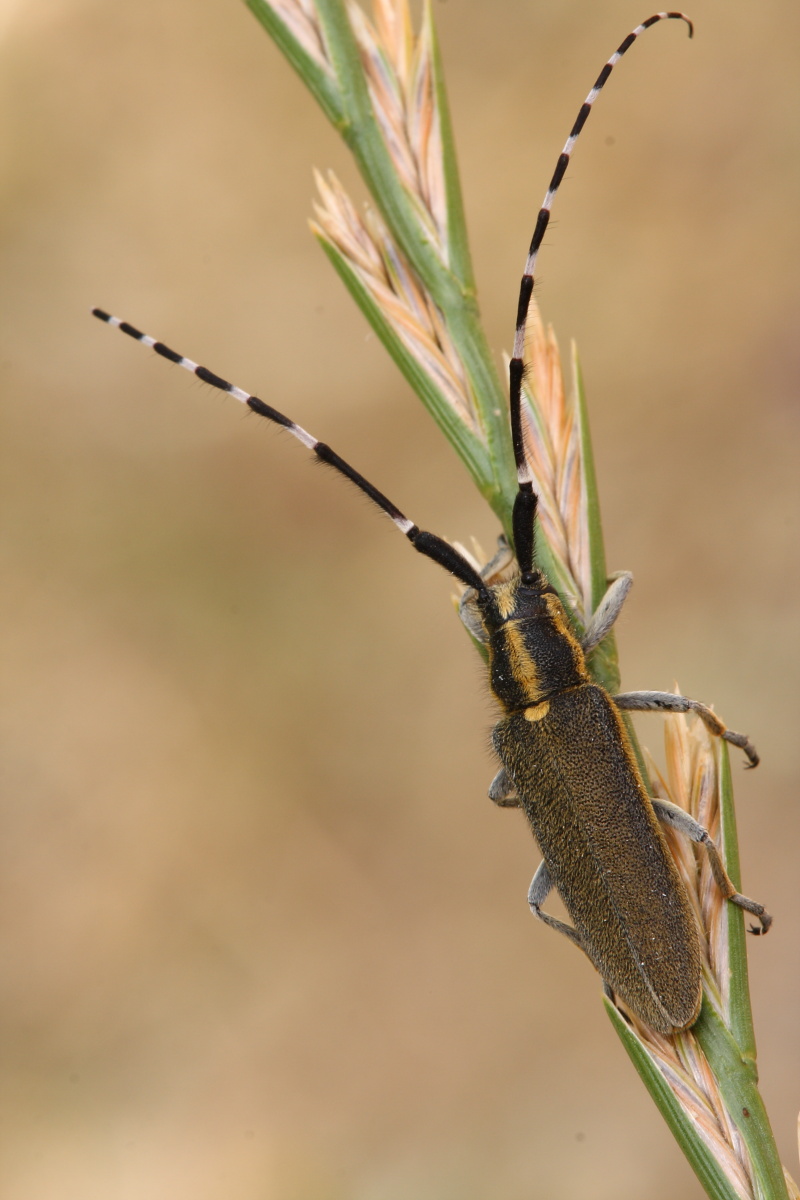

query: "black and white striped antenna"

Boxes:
[94, 11, 692, 591]
[90, 309, 487, 592]
[509, 11, 691, 583]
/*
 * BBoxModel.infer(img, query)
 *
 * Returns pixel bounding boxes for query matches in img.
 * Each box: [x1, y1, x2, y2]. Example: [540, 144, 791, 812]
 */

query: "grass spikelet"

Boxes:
[266, 0, 332, 71]
[636, 717, 757, 1198]
[311, 169, 478, 429]
[515, 302, 593, 620]
[348, 0, 448, 254]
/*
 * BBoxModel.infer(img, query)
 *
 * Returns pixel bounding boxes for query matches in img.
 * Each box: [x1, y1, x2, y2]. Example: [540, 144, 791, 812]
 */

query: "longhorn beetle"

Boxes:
[94, 11, 770, 1035]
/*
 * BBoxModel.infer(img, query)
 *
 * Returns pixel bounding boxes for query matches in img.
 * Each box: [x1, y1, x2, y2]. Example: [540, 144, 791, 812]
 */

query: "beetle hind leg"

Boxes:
[613, 689, 759, 768]
[652, 797, 772, 934]
[528, 861, 585, 950]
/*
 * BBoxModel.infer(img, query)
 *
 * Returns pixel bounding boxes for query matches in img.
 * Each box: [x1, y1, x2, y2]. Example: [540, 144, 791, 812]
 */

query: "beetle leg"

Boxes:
[488, 767, 520, 807]
[652, 797, 772, 934]
[581, 571, 633, 653]
[528, 861, 585, 949]
[458, 536, 516, 644]
[613, 689, 759, 768]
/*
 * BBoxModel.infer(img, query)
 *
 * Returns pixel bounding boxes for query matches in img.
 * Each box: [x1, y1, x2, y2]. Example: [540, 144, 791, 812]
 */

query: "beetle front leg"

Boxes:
[581, 571, 633, 653]
[528, 861, 585, 949]
[613, 689, 759, 768]
[652, 797, 771, 934]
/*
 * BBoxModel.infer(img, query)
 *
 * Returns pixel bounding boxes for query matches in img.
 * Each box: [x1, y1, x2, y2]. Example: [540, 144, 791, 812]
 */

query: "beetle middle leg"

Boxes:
[488, 767, 520, 807]
[613, 689, 759, 768]
[652, 797, 771, 934]
[487, 774, 586, 948]
[527, 861, 585, 949]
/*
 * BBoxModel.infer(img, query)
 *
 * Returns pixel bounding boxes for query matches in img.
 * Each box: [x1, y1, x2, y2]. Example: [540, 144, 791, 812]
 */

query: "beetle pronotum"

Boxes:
[94, 11, 770, 1034]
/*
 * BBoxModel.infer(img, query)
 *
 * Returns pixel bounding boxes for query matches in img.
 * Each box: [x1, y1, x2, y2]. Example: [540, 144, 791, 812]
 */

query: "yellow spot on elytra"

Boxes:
[524, 701, 551, 722]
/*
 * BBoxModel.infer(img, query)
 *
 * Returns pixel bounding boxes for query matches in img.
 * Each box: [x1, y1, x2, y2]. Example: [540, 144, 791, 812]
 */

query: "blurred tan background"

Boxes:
[1, 0, 798, 1197]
